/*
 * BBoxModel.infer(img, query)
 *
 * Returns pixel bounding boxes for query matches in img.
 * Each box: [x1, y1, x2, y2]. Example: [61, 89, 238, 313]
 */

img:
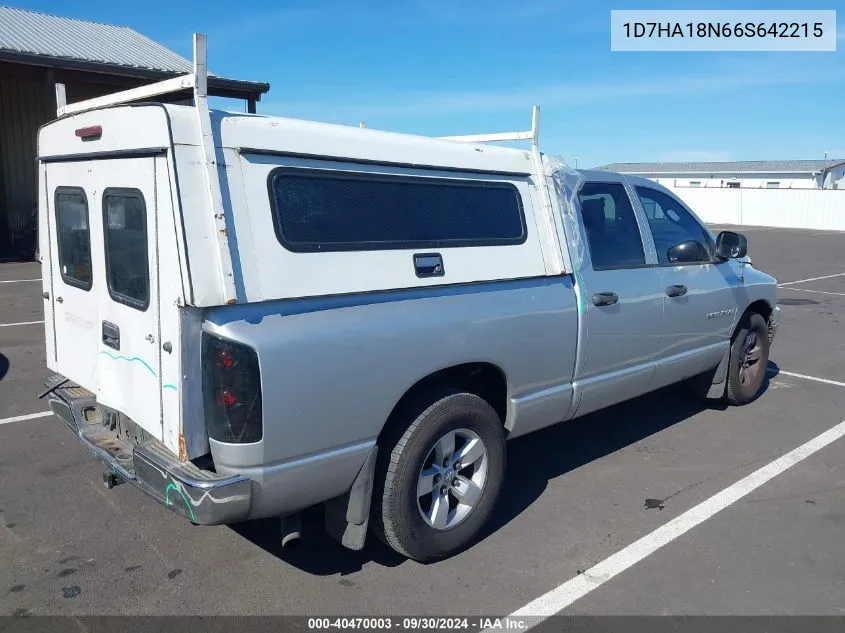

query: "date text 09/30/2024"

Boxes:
[307, 618, 530, 630]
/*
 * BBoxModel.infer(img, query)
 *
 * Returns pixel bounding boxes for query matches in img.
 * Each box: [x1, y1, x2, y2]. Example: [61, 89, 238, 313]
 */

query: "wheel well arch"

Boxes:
[379, 362, 509, 442]
[745, 299, 773, 323]
[731, 299, 775, 346]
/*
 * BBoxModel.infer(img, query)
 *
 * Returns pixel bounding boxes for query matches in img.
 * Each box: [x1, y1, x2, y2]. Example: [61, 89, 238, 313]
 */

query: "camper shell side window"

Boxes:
[102, 188, 150, 311]
[267, 167, 527, 253]
[55, 187, 93, 291]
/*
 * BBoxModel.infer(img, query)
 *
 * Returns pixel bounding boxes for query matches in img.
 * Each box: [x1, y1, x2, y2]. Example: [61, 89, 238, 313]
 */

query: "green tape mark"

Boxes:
[98, 350, 156, 377]
[573, 269, 589, 315]
[165, 483, 197, 523]
[98, 350, 178, 392]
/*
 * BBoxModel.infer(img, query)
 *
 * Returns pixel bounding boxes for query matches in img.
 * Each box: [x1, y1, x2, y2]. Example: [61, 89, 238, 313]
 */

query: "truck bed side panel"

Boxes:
[202, 276, 578, 472]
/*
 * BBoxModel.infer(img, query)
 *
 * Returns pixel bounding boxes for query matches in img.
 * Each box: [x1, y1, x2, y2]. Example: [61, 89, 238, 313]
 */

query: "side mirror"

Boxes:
[715, 231, 747, 260]
[667, 240, 709, 264]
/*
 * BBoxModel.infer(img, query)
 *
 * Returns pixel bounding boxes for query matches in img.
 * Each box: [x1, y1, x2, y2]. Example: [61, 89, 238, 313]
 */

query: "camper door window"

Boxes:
[102, 189, 150, 311]
[55, 187, 93, 290]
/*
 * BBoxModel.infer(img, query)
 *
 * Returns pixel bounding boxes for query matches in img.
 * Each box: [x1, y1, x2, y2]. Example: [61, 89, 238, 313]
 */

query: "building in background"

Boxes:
[0, 5, 270, 259]
[598, 160, 845, 191]
[596, 159, 845, 232]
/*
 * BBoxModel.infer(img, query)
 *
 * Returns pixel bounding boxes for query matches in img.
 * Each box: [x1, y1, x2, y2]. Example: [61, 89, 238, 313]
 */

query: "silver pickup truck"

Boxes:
[37, 51, 778, 563]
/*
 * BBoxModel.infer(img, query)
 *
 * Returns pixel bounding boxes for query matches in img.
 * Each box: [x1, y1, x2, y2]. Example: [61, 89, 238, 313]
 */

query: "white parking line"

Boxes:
[770, 369, 845, 389]
[0, 278, 40, 284]
[778, 272, 845, 287]
[780, 287, 845, 297]
[506, 417, 845, 625]
[0, 411, 52, 425]
[0, 320, 44, 328]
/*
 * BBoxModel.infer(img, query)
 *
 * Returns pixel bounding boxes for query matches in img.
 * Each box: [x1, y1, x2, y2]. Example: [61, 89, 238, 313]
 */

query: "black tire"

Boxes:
[725, 312, 770, 405]
[374, 389, 506, 562]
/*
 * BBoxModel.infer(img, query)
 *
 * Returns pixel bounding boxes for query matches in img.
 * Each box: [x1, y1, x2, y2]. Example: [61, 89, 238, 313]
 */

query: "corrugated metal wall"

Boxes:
[668, 184, 845, 231]
[0, 73, 52, 256]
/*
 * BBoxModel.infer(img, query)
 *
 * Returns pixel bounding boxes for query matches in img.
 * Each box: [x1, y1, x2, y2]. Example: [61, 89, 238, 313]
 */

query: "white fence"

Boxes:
[664, 185, 845, 231]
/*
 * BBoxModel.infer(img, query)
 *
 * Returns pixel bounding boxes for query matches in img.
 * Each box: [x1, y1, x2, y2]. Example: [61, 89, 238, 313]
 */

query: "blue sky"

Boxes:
[15, 0, 845, 167]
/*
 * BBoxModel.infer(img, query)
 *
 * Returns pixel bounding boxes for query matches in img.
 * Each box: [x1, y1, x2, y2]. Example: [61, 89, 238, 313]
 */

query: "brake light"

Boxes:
[75, 125, 102, 140]
[218, 388, 238, 408]
[218, 349, 235, 370]
[202, 333, 263, 443]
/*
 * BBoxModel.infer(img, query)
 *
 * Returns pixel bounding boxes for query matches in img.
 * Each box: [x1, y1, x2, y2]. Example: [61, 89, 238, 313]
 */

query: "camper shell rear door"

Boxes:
[40, 107, 183, 450]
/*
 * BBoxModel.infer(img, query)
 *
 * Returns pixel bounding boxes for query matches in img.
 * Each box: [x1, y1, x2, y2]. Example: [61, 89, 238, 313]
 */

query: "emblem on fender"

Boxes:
[706, 308, 736, 319]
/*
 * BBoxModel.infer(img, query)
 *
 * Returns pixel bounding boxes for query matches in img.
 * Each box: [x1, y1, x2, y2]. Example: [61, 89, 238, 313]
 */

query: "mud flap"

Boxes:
[324, 445, 378, 551]
[706, 347, 731, 399]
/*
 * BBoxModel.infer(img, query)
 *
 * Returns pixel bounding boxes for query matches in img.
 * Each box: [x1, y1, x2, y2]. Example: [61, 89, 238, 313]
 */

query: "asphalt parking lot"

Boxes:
[1, 224, 844, 619]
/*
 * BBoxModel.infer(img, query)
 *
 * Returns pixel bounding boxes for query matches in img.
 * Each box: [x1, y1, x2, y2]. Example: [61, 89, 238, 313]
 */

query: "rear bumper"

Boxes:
[43, 375, 251, 525]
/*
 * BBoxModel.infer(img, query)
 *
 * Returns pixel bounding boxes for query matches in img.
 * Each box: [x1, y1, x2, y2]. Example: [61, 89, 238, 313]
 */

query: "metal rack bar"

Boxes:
[54, 33, 239, 303]
[441, 106, 567, 274]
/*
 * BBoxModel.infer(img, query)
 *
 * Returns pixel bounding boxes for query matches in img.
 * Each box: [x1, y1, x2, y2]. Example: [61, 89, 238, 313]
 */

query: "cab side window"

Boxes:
[55, 187, 93, 290]
[635, 187, 714, 265]
[577, 182, 645, 270]
[102, 189, 149, 310]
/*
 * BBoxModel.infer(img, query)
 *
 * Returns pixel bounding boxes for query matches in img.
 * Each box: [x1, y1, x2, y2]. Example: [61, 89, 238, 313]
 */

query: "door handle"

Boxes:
[55, 296, 64, 304]
[592, 292, 619, 306]
[666, 284, 688, 298]
[102, 321, 120, 350]
[413, 253, 444, 278]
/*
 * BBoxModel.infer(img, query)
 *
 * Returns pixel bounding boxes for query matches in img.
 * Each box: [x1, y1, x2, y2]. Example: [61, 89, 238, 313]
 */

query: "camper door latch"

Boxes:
[102, 321, 120, 350]
[145, 334, 155, 344]
[42, 291, 49, 300]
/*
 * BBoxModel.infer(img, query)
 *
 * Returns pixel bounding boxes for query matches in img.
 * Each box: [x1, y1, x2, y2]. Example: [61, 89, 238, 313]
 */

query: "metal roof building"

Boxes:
[597, 159, 845, 191]
[598, 159, 845, 175]
[0, 5, 270, 258]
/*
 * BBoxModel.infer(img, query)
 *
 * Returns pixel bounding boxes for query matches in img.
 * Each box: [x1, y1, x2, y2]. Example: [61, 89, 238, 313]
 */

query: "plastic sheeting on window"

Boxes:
[544, 155, 586, 273]
[543, 156, 590, 314]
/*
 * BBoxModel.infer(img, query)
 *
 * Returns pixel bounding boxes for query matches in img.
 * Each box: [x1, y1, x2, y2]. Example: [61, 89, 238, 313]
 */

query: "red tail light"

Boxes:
[202, 334, 262, 443]
[218, 388, 239, 408]
[218, 349, 235, 370]
[75, 125, 102, 140]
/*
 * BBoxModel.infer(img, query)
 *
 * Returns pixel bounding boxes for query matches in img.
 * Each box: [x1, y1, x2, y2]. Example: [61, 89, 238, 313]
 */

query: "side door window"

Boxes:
[102, 188, 149, 310]
[55, 187, 93, 290]
[634, 187, 714, 265]
[577, 182, 646, 269]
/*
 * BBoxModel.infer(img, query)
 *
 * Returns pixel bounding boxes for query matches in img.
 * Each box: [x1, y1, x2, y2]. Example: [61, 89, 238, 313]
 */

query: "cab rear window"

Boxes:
[55, 187, 93, 290]
[268, 168, 526, 252]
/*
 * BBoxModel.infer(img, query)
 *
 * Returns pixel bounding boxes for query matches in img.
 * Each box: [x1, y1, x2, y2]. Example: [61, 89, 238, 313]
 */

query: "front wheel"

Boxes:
[374, 390, 506, 562]
[725, 312, 770, 405]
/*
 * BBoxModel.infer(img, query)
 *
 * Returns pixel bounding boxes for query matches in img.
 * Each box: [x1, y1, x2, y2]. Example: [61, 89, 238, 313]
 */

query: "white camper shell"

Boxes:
[42, 62, 555, 444]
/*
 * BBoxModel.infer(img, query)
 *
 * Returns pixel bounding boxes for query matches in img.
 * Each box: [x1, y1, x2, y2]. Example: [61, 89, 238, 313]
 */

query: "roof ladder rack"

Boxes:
[440, 106, 567, 275]
[439, 105, 540, 145]
[54, 33, 238, 304]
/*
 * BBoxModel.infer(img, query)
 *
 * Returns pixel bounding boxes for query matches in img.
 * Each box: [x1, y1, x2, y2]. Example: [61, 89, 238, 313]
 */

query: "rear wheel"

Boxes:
[374, 390, 506, 562]
[725, 312, 770, 405]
